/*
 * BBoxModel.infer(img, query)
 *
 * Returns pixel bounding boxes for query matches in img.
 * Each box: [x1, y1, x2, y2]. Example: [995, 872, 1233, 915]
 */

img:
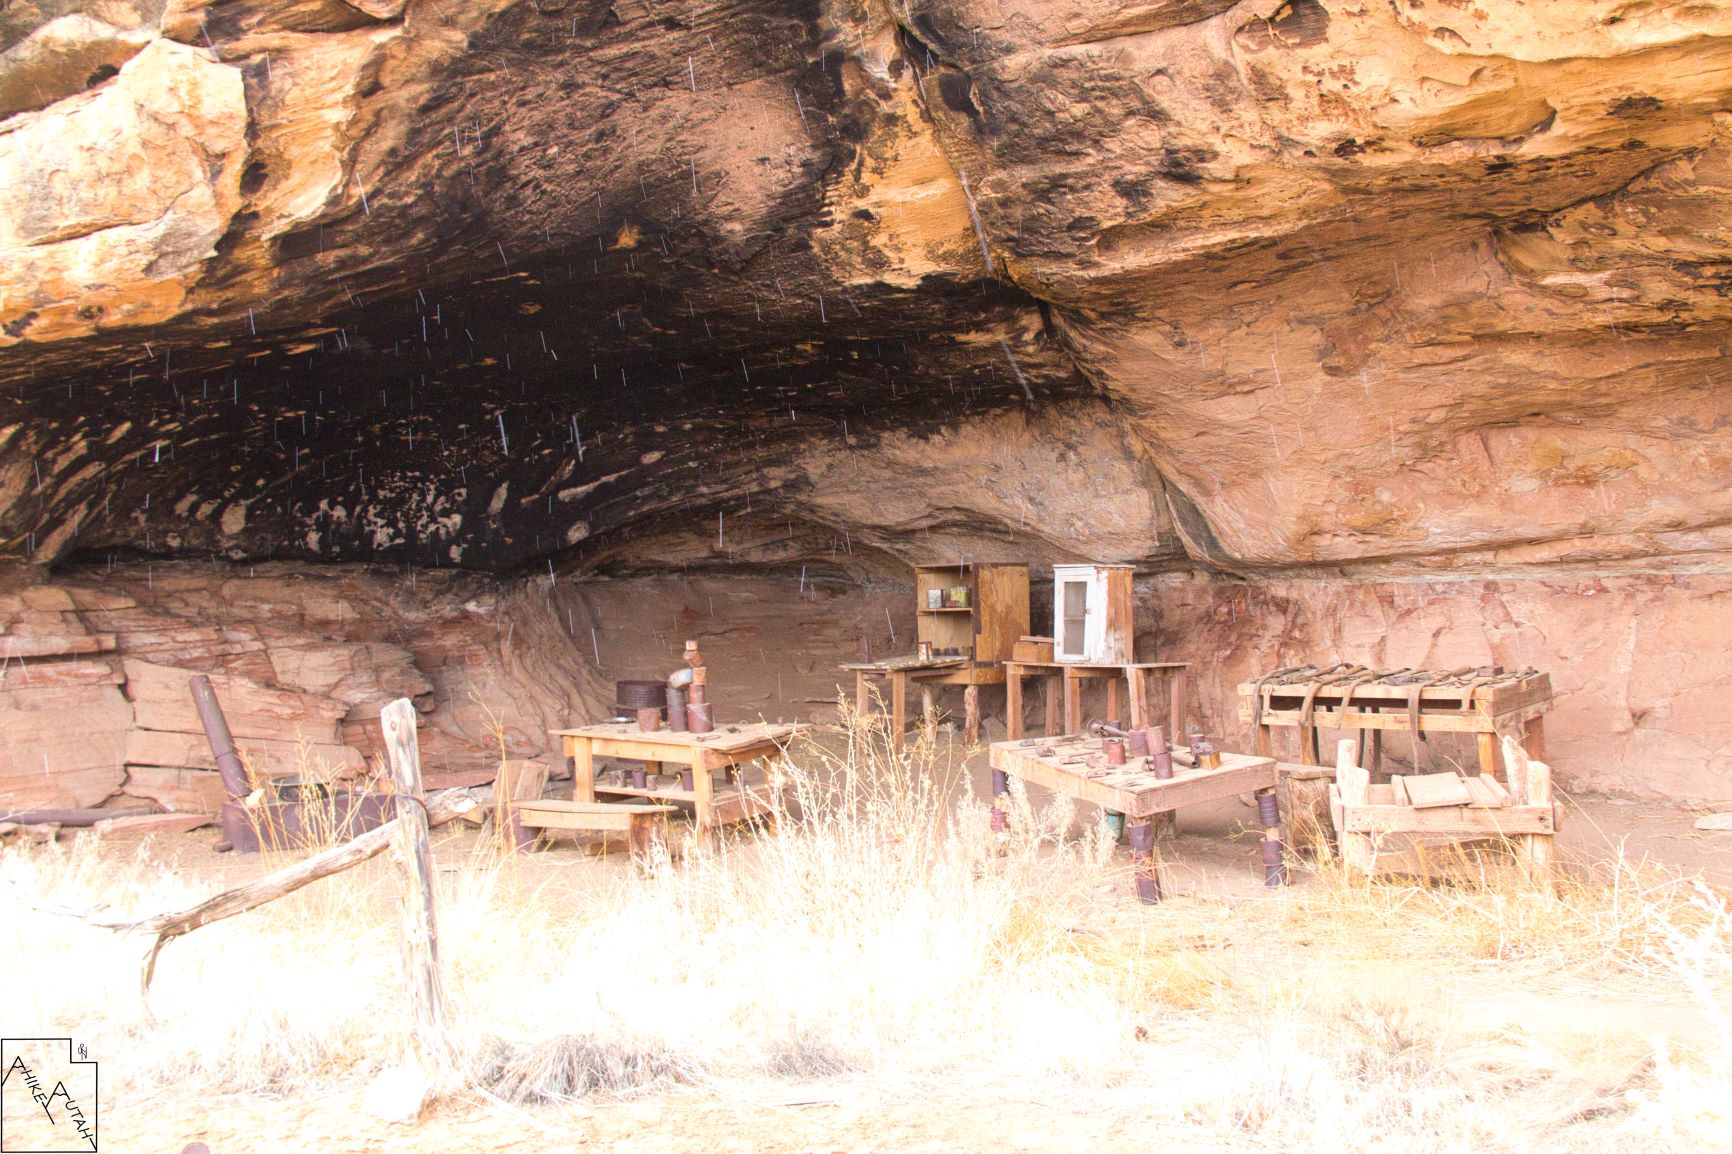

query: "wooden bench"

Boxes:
[512, 800, 677, 868]
[1327, 736, 1557, 890]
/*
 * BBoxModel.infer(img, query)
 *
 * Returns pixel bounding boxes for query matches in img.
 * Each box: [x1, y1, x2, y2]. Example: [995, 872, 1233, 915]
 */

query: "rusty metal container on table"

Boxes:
[636, 707, 662, 732]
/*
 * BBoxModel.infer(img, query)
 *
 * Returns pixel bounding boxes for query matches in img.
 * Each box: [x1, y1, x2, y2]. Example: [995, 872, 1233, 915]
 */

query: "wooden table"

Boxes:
[1237, 667, 1551, 779]
[550, 722, 801, 845]
[989, 735, 1281, 902]
[1003, 661, 1189, 741]
[841, 656, 990, 748]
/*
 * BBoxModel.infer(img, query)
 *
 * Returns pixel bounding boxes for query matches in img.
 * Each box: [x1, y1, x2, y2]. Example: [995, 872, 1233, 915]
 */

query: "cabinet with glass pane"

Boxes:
[1051, 564, 1134, 664]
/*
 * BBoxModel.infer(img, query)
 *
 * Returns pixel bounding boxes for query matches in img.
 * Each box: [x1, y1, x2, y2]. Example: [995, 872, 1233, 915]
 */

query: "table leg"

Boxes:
[1044, 674, 1061, 736]
[891, 672, 908, 751]
[1006, 670, 1024, 741]
[964, 685, 981, 745]
[567, 735, 595, 803]
[1168, 670, 1187, 738]
[693, 751, 717, 850]
[855, 671, 870, 727]
[1523, 715, 1548, 761]
[1127, 817, 1162, 904]
[921, 683, 936, 729]
[1064, 670, 1082, 734]
[1476, 731, 1499, 780]
[1126, 668, 1148, 729]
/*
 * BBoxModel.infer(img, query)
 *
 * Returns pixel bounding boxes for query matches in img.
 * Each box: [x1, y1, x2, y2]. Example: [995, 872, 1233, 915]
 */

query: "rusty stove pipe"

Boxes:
[191, 674, 250, 800]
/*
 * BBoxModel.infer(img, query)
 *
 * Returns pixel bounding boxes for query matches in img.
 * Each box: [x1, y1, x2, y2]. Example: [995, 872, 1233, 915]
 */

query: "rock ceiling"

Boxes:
[3, 0, 1731, 578]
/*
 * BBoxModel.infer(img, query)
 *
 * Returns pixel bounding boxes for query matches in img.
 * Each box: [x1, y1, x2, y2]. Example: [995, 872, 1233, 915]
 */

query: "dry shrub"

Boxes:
[0, 700, 1727, 1152]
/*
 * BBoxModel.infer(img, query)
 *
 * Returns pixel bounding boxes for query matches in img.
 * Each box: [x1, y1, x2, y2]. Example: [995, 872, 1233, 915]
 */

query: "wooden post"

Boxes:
[1126, 668, 1148, 728]
[379, 699, 451, 1073]
[561, 734, 597, 803]
[1332, 738, 1375, 878]
[1503, 734, 1555, 891]
[1168, 671, 1187, 740]
[692, 748, 717, 850]
[1005, 668, 1024, 740]
[921, 683, 936, 728]
[1106, 676, 1120, 724]
[1063, 669, 1082, 733]
[964, 685, 981, 744]
[1043, 673, 1061, 736]
[855, 671, 870, 725]
[891, 671, 908, 751]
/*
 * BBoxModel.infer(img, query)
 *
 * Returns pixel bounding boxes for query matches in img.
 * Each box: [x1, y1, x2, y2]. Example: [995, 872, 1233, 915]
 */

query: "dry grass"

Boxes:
[1, 705, 1728, 1151]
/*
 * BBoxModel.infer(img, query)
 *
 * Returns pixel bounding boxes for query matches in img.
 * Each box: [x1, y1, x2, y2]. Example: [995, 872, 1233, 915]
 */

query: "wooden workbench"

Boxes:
[1002, 661, 1189, 741]
[550, 722, 801, 844]
[989, 735, 1280, 901]
[1237, 666, 1551, 780]
[841, 656, 989, 748]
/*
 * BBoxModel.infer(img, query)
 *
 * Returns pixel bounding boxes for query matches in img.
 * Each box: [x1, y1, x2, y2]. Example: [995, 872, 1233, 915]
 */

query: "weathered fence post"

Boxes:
[379, 698, 451, 1075]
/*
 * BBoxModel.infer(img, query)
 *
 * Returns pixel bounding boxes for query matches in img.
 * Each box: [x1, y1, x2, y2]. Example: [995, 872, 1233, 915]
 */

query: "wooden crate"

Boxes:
[1012, 635, 1054, 662]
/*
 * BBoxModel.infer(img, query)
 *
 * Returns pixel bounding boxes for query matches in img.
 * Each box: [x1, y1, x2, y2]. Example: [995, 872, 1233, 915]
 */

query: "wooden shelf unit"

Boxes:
[912, 563, 1029, 685]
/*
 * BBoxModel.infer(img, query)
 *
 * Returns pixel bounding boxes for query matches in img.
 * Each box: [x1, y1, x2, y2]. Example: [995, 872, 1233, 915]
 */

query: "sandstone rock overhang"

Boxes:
[0, 0, 1729, 582]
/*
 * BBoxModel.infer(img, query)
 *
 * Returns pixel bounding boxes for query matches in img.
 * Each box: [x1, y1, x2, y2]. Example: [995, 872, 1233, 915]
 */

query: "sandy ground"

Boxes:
[63, 731, 1726, 1153]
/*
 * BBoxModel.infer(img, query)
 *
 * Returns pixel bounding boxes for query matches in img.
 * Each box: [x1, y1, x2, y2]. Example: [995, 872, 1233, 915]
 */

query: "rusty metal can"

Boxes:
[636, 707, 662, 732]
[1105, 737, 1126, 766]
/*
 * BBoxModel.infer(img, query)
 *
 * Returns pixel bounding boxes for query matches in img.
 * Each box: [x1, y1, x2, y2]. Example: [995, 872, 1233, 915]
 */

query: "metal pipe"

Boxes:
[190, 674, 250, 800]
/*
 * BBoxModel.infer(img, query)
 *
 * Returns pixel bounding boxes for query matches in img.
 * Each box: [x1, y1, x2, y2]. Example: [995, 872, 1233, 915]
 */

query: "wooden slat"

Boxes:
[1236, 676, 1550, 706]
[515, 802, 676, 833]
[1337, 803, 1555, 835]
[1401, 772, 1472, 808]
[1236, 701, 1551, 733]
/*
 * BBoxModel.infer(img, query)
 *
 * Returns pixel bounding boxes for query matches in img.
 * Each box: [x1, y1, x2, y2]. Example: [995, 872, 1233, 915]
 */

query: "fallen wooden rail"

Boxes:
[2, 785, 477, 995]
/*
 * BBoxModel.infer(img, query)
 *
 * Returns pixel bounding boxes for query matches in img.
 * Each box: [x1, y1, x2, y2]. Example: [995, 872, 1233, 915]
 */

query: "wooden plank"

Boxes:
[1101, 566, 1135, 664]
[1006, 667, 1024, 740]
[1237, 677, 1551, 706]
[1238, 702, 1551, 733]
[1334, 740, 1369, 806]
[1461, 775, 1506, 808]
[1390, 775, 1411, 806]
[549, 721, 800, 753]
[1504, 734, 1555, 886]
[1479, 774, 1512, 805]
[974, 564, 1031, 667]
[1401, 772, 1472, 809]
[1338, 803, 1555, 835]
[516, 803, 676, 833]
[379, 698, 450, 1071]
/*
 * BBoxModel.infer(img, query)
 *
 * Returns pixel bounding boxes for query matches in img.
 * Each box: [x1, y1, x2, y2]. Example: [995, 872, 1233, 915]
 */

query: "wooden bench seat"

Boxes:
[513, 800, 677, 866]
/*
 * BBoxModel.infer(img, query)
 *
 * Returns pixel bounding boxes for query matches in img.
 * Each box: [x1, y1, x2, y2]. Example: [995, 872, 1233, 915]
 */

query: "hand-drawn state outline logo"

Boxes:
[1, 1038, 98, 1153]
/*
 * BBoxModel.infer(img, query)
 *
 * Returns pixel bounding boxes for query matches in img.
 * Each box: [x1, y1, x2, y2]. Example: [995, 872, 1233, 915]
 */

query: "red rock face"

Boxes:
[1146, 571, 1732, 805]
[1, 3, 1729, 803]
